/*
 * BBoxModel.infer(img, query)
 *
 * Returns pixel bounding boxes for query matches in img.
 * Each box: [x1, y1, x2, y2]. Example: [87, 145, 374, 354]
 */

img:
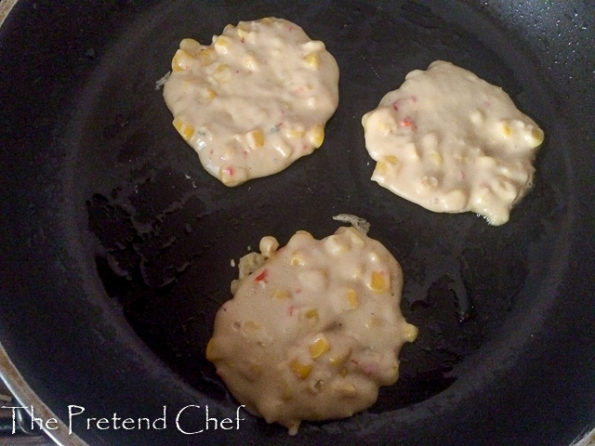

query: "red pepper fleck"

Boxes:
[401, 117, 417, 130]
[350, 359, 359, 366]
[288, 305, 295, 316]
[223, 167, 234, 176]
[254, 269, 268, 282]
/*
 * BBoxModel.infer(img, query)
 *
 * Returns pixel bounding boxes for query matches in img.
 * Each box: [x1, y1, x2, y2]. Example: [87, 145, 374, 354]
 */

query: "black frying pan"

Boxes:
[1, 1, 593, 445]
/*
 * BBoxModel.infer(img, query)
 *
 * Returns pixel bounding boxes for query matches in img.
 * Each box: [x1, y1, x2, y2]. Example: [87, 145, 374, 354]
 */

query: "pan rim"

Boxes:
[0, 1, 593, 444]
[0, 341, 87, 446]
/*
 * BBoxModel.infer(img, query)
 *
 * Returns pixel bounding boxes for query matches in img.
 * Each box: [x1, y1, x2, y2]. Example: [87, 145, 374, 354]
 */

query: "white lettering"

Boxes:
[29, 405, 42, 431]
[135, 417, 149, 430]
[1, 405, 27, 434]
[204, 405, 218, 431]
[175, 405, 202, 435]
[236, 405, 245, 429]
[110, 413, 121, 429]
[95, 417, 110, 430]
[153, 406, 167, 430]
[68, 405, 85, 435]
[122, 418, 135, 430]
[219, 417, 233, 430]
[86, 417, 96, 430]
[45, 418, 59, 430]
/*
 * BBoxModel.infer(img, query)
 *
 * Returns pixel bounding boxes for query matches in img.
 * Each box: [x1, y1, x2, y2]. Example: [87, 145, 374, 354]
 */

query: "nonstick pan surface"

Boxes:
[1, 1, 593, 445]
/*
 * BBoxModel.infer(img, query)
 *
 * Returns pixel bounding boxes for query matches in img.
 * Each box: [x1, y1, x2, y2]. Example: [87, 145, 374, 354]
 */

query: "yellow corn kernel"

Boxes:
[179, 38, 201, 54]
[204, 88, 217, 101]
[237, 25, 250, 39]
[469, 109, 484, 124]
[421, 175, 439, 188]
[309, 335, 330, 359]
[324, 235, 349, 255]
[384, 155, 399, 165]
[290, 359, 312, 379]
[339, 367, 348, 377]
[285, 128, 305, 139]
[345, 227, 365, 247]
[307, 124, 324, 148]
[259, 236, 279, 257]
[502, 122, 512, 137]
[243, 320, 262, 331]
[328, 348, 351, 366]
[247, 129, 265, 149]
[218, 166, 237, 186]
[171, 49, 193, 72]
[214, 35, 231, 53]
[361, 113, 370, 130]
[304, 52, 320, 69]
[338, 383, 357, 397]
[290, 251, 306, 266]
[530, 127, 544, 146]
[374, 161, 388, 177]
[346, 289, 359, 309]
[221, 145, 235, 161]
[369, 271, 389, 293]
[430, 151, 443, 166]
[243, 55, 257, 70]
[376, 120, 391, 134]
[305, 308, 319, 322]
[172, 117, 194, 141]
[205, 338, 218, 361]
[281, 381, 293, 400]
[273, 141, 293, 159]
[213, 64, 231, 83]
[444, 188, 468, 209]
[215, 63, 229, 73]
[403, 323, 419, 342]
[197, 47, 215, 65]
[453, 153, 468, 163]
[272, 288, 290, 300]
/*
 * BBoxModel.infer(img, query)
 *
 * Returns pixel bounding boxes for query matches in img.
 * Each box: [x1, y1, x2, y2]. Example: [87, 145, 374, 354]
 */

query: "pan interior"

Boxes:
[76, 0, 566, 435]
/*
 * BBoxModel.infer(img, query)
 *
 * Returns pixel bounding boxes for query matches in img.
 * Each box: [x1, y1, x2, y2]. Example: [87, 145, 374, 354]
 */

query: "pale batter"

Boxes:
[207, 226, 417, 434]
[163, 17, 339, 186]
[362, 60, 544, 225]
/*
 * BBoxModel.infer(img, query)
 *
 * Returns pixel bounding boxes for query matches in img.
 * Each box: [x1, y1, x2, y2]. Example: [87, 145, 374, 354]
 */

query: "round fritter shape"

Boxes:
[207, 227, 417, 434]
[362, 60, 544, 225]
[163, 17, 339, 186]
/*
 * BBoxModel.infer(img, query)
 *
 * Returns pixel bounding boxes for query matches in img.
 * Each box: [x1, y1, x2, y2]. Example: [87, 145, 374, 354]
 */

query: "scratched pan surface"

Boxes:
[0, 1, 593, 445]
